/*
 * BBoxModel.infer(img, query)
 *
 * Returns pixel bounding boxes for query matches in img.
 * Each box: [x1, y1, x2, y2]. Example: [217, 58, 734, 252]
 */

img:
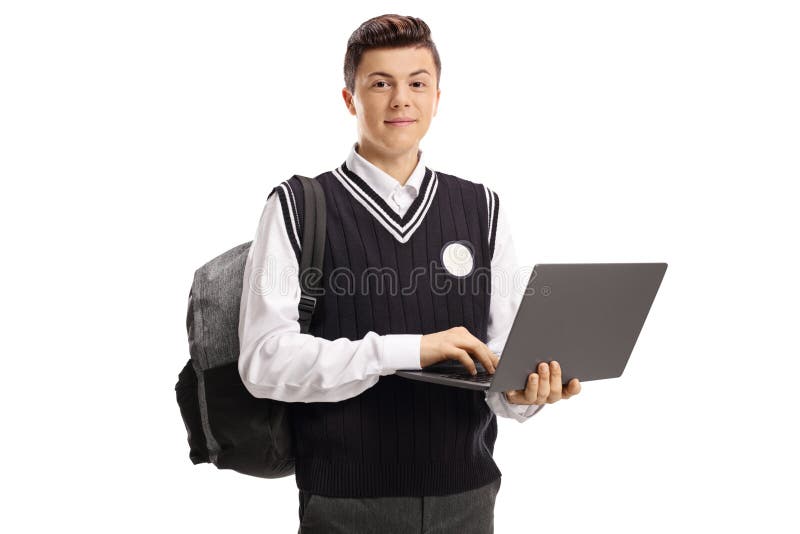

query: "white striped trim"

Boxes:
[278, 181, 302, 251]
[332, 166, 439, 244]
[484, 184, 497, 248]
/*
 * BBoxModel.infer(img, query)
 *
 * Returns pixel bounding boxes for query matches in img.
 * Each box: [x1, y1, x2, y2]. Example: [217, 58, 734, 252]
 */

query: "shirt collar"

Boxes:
[345, 142, 427, 201]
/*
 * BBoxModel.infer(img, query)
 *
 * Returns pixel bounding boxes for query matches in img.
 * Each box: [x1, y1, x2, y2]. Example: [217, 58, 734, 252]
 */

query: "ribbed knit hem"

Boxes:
[295, 457, 502, 498]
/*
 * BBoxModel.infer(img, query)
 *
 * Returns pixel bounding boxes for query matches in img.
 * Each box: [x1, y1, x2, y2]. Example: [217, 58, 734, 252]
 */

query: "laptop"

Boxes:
[395, 263, 668, 392]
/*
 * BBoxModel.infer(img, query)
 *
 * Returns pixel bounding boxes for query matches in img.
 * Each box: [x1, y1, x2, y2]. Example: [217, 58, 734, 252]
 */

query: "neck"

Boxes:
[355, 140, 419, 186]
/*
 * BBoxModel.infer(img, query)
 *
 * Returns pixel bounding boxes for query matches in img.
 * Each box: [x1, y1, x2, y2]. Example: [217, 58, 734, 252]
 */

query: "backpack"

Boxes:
[175, 175, 326, 478]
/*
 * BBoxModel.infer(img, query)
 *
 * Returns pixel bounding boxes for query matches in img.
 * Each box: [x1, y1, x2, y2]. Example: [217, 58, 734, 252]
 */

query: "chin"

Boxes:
[386, 131, 423, 144]
[384, 141, 420, 154]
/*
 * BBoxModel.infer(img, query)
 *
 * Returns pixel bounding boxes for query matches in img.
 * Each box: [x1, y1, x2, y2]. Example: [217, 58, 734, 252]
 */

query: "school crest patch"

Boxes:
[441, 240, 475, 278]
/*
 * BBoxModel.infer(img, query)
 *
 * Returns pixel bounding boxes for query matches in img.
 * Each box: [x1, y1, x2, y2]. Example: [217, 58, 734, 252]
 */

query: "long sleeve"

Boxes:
[483, 194, 545, 422]
[237, 191, 422, 404]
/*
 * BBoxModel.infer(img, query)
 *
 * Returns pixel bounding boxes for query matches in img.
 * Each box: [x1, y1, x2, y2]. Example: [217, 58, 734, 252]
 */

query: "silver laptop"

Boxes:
[395, 263, 668, 392]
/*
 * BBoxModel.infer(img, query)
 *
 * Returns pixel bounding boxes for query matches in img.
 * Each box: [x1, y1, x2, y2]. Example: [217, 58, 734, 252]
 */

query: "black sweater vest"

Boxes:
[272, 162, 501, 498]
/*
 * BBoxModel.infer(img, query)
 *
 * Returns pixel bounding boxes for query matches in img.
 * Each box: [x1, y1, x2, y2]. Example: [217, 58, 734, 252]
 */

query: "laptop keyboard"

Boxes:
[435, 372, 494, 383]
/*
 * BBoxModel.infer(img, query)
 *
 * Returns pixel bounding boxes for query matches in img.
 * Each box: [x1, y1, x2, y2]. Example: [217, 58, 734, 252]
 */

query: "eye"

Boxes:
[373, 81, 390, 88]
[411, 81, 426, 88]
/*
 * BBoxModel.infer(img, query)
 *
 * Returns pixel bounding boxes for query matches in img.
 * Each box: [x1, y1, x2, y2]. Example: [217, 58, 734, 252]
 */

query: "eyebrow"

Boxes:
[366, 69, 432, 78]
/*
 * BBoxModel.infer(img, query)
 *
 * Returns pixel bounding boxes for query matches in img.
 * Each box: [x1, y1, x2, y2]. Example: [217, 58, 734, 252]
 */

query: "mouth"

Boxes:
[384, 119, 417, 127]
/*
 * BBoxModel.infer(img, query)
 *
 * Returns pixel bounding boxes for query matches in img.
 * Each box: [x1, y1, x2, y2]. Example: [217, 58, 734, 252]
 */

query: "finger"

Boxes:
[473, 341, 496, 374]
[459, 336, 496, 374]
[477, 343, 498, 374]
[536, 362, 550, 404]
[549, 361, 563, 401]
[511, 372, 538, 404]
[452, 348, 477, 375]
[481, 344, 498, 374]
[505, 388, 525, 404]
[563, 378, 581, 399]
[516, 372, 535, 404]
[472, 337, 497, 374]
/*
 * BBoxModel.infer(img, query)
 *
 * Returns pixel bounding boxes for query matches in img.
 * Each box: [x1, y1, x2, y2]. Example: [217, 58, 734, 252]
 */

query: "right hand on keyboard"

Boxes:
[420, 326, 500, 375]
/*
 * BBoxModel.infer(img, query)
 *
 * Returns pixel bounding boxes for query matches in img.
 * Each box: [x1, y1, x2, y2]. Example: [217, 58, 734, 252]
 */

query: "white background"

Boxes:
[2, 1, 798, 532]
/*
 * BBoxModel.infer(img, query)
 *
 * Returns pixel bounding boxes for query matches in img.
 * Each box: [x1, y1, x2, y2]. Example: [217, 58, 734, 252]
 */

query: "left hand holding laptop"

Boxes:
[504, 361, 581, 406]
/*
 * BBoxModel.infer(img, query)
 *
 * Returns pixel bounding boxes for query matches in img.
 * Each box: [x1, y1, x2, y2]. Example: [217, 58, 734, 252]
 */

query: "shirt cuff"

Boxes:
[380, 334, 423, 373]
[485, 391, 544, 422]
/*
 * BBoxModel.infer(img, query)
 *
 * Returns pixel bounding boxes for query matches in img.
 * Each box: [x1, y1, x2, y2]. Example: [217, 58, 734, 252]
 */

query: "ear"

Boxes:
[432, 87, 441, 117]
[342, 87, 357, 116]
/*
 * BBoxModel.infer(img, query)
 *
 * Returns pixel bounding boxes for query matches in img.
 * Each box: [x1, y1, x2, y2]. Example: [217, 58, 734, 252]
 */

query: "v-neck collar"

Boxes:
[347, 142, 427, 201]
[332, 154, 439, 244]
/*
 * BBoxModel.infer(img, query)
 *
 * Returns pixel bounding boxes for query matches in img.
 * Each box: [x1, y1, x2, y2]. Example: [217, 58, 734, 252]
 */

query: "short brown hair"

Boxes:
[344, 14, 442, 94]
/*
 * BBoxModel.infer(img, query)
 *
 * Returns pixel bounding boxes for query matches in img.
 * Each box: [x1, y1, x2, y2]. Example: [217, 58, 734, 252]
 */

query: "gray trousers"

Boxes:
[297, 477, 501, 534]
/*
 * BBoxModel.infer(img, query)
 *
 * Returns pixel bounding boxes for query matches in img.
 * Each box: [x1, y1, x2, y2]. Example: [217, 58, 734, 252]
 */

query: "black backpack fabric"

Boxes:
[175, 175, 326, 478]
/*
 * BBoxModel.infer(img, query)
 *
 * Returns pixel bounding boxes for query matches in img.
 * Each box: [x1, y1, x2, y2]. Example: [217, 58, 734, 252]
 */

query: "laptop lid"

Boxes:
[395, 263, 667, 393]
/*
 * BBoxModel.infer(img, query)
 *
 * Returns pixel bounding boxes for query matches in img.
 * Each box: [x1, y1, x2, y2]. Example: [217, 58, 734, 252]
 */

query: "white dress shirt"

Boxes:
[238, 142, 543, 422]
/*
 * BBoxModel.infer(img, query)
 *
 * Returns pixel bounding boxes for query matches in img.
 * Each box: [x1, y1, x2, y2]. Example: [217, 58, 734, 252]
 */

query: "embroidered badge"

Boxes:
[441, 240, 475, 278]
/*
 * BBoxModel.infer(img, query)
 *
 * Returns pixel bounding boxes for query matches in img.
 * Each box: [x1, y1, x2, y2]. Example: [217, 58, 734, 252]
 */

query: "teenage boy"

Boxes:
[238, 14, 581, 534]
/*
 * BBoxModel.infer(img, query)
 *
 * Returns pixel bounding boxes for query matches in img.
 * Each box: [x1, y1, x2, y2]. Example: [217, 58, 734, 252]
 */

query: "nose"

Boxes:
[390, 84, 411, 109]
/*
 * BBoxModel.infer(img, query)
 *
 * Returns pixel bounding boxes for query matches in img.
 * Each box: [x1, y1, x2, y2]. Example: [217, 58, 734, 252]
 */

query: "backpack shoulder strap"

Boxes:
[293, 175, 326, 333]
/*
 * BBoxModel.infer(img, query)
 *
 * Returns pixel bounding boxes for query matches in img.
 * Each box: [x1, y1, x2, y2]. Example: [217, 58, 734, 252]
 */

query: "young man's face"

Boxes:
[343, 45, 441, 159]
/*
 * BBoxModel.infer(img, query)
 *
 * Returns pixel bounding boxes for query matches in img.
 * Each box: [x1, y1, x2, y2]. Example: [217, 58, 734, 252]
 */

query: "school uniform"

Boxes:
[238, 142, 543, 533]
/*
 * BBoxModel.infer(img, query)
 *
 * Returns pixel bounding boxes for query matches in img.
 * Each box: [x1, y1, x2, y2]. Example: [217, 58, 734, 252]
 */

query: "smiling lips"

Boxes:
[385, 118, 416, 127]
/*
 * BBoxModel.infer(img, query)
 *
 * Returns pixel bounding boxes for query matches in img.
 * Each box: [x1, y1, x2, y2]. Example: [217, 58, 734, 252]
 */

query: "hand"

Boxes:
[505, 361, 581, 405]
[420, 326, 500, 375]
